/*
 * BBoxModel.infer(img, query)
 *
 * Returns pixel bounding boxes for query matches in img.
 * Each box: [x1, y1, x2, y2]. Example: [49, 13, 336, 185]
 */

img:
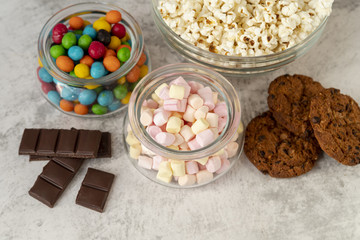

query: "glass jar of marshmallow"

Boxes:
[124, 63, 244, 188]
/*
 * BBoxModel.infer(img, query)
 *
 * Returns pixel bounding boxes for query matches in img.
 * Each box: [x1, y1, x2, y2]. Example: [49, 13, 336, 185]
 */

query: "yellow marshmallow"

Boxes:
[151, 93, 163, 104]
[166, 116, 182, 133]
[169, 85, 185, 99]
[129, 144, 141, 159]
[237, 121, 244, 134]
[194, 157, 209, 165]
[172, 112, 183, 118]
[154, 83, 169, 97]
[170, 160, 186, 177]
[126, 132, 140, 146]
[212, 92, 218, 104]
[167, 145, 179, 150]
[191, 118, 209, 134]
[157, 161, 173, 183]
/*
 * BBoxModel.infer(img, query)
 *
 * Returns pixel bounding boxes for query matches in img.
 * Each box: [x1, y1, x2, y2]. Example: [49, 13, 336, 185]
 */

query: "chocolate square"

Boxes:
[36, 129, 59, 154]
[75, 130, 102, 157]
[28, 177, 62, 208]
[56, 129, 79, 154]
[52, 157, 84, 173]
[19, 129, 40, 155]
[82, 168, 115, 191]
[97, 132, 112, 158]
[40, 161, 74, 189]
[76, 185, 109, 213]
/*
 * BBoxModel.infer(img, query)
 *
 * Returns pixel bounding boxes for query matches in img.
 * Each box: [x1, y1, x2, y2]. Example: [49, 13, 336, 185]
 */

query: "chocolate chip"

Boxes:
[352, 129, 358, 137]
[346, 104, 351, 111]
[258, 135, 265, 141]
[259, 151, 265, 157]
[269, 94, 275, 99]
[279, 81, 285, 86]
[312, 117, 321, 123]
[354, 152, 359, 155]
[333, 123, 338, 127]
[282, 149, 289, 155]
[275, 160, 281, 164]
[355, 146, 360, 150]
[348, 145, 352, 150]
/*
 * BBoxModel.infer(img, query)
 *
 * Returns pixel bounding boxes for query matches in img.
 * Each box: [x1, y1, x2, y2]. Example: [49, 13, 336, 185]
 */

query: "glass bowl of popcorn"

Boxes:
[124, 63, 244, 188]
[152, 0, 332, 75]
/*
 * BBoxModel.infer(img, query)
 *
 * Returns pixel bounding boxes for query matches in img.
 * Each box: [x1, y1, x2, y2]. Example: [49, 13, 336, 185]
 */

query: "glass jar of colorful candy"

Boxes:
[124, 63, 244, 188]
[37, 3, 151, 117]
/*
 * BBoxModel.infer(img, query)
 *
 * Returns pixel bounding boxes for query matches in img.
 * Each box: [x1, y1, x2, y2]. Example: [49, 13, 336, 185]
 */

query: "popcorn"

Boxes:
[158, 0, 334, 56]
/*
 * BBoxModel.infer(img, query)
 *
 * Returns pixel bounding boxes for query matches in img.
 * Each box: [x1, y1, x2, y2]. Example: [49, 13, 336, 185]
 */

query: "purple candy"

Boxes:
[41, 82, 56, 94]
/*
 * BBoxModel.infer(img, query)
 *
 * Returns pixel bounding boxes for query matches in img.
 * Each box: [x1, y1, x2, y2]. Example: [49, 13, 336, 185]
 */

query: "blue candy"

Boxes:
[78, 89, 97, 105]
[68, 46, 84, 61]
[83, 25, 97, 39]
[39, 68, 53, 83]
[127, 39, 132, 47]
[61, 86, 79, 101]
[108, 99, 121, 111]
[90, 62, 106, 78]
[97, 90, 114, 106]
[52, 77, 59, 84]
[47, 90, 61, 106]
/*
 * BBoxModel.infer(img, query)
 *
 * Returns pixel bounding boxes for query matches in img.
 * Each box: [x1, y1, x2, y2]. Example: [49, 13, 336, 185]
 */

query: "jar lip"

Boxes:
[151, 0, 329, 61]
[128, 63, 241, 160]
[38, 2, 144, 86]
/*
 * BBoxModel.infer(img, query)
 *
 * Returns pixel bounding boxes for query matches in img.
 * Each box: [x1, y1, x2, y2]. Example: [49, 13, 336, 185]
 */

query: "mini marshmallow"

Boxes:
[126, 132, 140, 146]
[163, 99, 181, 111]
[188, 81, 204, 94]
[183, 105, 196, 122]
[170, 76, 191, 98]
[206, 112, 219, 128]
[140, 109, 153, 127]
[154, 83, 169, 97]
[173, 133, 185, 146]
[216, 158, 230, 174]
[196, 129, 214, 147]
[158, 86, 170, 100]
[237, 121, 244, 134]
[188, 138, 202, 150]
[195, 157, 209, 165]
[166, 116, 182, 134]
[185, 161, 199, 174]
[218, 117, 227, 133]
[180, 125, 195, 142]
[157, 161, 173, 183]
[212, 92, 218, 104]
[196, 170, 213, 184]
[153, 111, 171, 126]
[141, 145, 156, 156]
[209, 128, 219, 140]
[231, 132, 239, 142]
[179, 141, 189, 150]
[152, 155, 167, 170]
[179, 99, 187, 112]
[194, 106, 209, 120]
[169, 85, 185, 99]
[191, 118, 209, 134]
[146, 125, 162, 139]
[198, 163, 207, 170]
[138, 155, 153, 169]
[188, 94, 204, 109]
[155, 132, 175, 146]
[178, 174, 196, 186]
[197, 87, 215, 110]
[143, 99, 159, 109]
[172, 112, 183, 118]
[170, 160, 186, 177]
[214, 102, 227, 118]
[151, 93, 163, 105]
[226, 142, 239, 158]
[213, 149, 225, 156]
[129, 144, 141, 159]
[167, 145, 179, 150]
[206, 156, 222, 173]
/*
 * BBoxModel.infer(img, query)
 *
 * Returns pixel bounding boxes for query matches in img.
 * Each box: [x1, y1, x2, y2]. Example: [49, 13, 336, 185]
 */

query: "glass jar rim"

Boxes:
[151, 0, 329, 62]
[38, 2, 144, 86]
[128, 63, 241, 161]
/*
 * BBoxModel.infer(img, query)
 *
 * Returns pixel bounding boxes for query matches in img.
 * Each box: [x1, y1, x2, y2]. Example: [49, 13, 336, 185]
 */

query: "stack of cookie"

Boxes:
[244, 74, 360, 178]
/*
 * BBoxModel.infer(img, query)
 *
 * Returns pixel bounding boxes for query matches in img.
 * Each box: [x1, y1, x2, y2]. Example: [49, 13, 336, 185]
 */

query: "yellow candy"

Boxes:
[84, 84, 100, 90]
[74, 63, 90, 78]
[170, 160, 185, 177]
[121, 32, 130, 42]
[108, 36, 121, 50]
[117, 76, 126, 85]
[121, 92, 132, 104]
[83, 20, 91, 27]
[139, 65, 148, 78]
[93, 19, 111, 32]
[38, 57, 43, 67]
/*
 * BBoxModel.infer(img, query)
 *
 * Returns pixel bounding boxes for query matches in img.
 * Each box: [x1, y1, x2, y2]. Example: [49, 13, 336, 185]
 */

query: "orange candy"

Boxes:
[60, 99, 74, 112]
[117, 44, 131, 53]
[126, 65, 140, 83]
[103, 56, 121, 72]
[137, 52, 147, 66]
[74, 104, 89, 115]
[69, 16, 84, 30]
[80, 55, 94, 67]
[106, 10, 122, 24]
[56, 56, 74, 72]
[104, 49, 116, 58]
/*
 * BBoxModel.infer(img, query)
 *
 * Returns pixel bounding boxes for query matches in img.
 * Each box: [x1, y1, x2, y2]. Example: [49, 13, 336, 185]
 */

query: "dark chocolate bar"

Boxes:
[29, 177, 62, 208]
[97, 132, 112, 158]
[52, 157, 84, 173]
[76, 168, 115, 213]
[40, 161, 74, 189]
[29, 155, 52, 161]
[19, 128, 105, 158]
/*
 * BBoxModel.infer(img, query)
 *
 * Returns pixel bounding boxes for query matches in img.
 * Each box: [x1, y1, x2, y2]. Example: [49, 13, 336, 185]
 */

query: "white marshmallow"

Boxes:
[196, 170, 213, 184]
[180, 125, 195, 142]
[194, 106, 209, 120]
[188, 94, 204, 109]
[183, 105, 196, 122]
[138, 155, 153, 169]
[140, 109, 153, 127]
[178, 174, 196, 186]
[206, 112, 219, 128]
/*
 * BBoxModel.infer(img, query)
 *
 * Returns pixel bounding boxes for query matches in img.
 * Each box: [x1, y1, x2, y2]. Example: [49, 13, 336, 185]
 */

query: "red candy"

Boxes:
[52, 23, 68, 44]
[111, 23, 126, 39]
[41, 82, 56, 94]
[88, 41, 106, 59]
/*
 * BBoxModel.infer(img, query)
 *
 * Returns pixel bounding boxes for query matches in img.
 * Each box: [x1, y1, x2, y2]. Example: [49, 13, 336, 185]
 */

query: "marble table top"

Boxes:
[0, 0, 359, 239]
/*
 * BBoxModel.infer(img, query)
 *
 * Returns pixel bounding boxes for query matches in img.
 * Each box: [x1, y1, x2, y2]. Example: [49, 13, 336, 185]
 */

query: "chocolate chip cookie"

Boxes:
[244, 111, 321, 178]
[310, 88, 360, 166]
[268, 74, 325, 136]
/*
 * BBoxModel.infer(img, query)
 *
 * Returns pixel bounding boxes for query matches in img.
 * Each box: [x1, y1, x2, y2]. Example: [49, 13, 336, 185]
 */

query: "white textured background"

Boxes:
[0, 0, 359, 239]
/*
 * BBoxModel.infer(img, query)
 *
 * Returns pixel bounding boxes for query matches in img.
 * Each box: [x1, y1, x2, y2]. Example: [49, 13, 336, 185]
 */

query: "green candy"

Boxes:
[117, 47, 131, 62]
[50, 45, 66, 59]
[93, 86, 104, 95]
[73, 29, 83, 35]
[123, 42, 130, 47]
[92, 104, 108, 115]
[113, 84, 128, 100]
[129, 81, 139, 92]
[78, 34, 92, 50]
[62, 32, 77, 49]
[69, 71, 76, 77]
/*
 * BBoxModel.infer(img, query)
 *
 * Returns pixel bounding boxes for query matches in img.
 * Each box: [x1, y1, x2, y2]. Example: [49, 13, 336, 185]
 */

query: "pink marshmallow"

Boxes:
[158, 86, 170, 100]
[214, 102, 227, 118]
[146, 125, 162, 139]
[153, 111, 171, 126]
[155, 132, 175, 146]
[226, 142, 239, 158]
[218, 117, 227, 133]
[179, 99, 187, 112]
[216, 158, 230, 174]
[188, 81, 204, 94]
[188, 138, 202, 150]
[163, 99, 181, 111]
[206, 156, 222, 173]
[152, 155, 167, 170]
[138, 156, 153, 169]
[186, 161, 199, 174]
[197, 87, 215, 110]
[170, 76, 191, 98]
[146, 99, 159, 109]
[196, 129, 214, 147]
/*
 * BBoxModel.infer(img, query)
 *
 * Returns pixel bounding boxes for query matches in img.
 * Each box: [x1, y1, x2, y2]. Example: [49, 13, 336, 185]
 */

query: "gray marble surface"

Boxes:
[0, 0, 359, 239]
